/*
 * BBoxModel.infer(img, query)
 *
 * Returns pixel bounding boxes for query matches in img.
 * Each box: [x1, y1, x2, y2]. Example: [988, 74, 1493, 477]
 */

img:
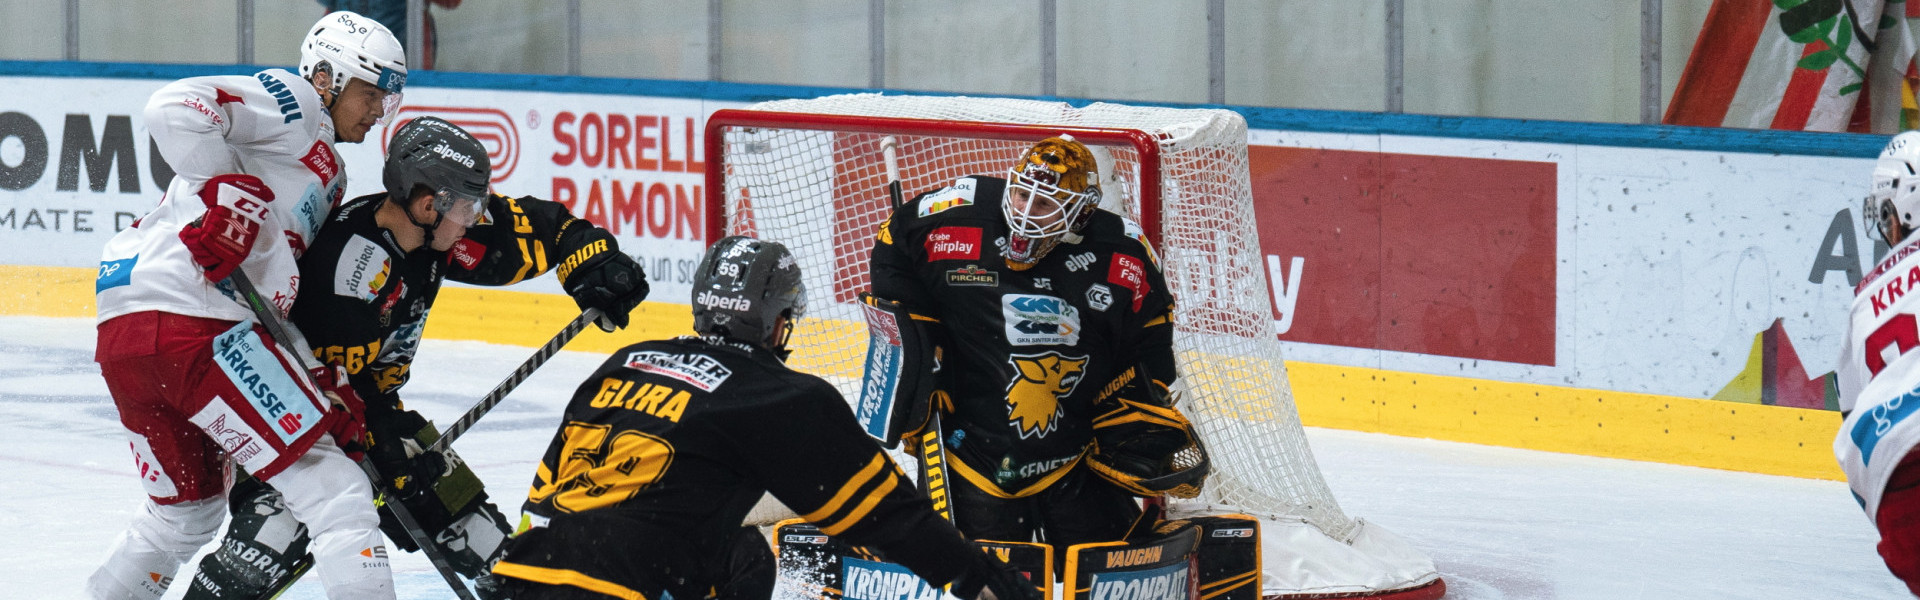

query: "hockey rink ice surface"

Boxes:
[1, 315, 1907, 600]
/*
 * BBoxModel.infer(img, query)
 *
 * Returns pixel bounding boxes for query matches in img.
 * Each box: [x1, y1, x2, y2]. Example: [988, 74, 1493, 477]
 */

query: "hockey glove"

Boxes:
[312, 365, 369, 461]
[949, 549, 1039, 600]
[178, 174, 274, 283]
[560, 239, 650, 332]
[367, 409, 449, 502]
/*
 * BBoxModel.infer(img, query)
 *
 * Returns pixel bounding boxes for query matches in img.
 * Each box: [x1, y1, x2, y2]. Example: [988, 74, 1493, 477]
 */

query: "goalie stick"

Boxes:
[878, 135, 955, 526]
[426, 307, 601, 455]
[225, 271, 480, 600]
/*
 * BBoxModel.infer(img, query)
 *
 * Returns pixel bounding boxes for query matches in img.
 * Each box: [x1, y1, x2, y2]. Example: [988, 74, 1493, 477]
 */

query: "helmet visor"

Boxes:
[436, 188, 488, 228]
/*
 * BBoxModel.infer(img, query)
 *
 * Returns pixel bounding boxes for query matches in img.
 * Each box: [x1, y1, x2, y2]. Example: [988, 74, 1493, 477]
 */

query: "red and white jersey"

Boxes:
[96, 69, 344, 324]
[1836, 236, 1920, 521]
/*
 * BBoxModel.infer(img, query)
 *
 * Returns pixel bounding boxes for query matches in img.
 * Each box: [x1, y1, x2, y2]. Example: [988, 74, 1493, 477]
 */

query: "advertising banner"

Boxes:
[0, 73, 742, 301]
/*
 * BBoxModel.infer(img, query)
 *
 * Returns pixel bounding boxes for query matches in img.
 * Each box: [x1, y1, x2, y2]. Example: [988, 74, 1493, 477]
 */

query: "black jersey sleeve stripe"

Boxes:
[798, 452, 888, 523]
[490, 561, 651, 600]
[818, 469, 903, 536]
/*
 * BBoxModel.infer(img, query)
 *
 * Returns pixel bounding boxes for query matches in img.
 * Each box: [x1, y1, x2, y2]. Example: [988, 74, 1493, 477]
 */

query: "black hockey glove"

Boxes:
[366, 409, 448, 502]
[949, 549, 1039, 600]
[558, 226, 650, 332]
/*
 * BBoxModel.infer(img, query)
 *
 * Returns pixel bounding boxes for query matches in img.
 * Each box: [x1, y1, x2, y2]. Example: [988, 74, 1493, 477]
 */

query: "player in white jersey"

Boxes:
[87, 12, 407, 600]
[1838, 130, 1920, 597]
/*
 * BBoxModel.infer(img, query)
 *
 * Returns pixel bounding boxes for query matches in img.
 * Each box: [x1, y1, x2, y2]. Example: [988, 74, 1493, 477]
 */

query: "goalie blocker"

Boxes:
[773, 515, 1259, 600]
[854, 292, 943, 448]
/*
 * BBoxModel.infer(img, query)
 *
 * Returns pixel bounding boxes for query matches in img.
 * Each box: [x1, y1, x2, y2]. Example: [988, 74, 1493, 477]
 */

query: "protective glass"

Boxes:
[374, 66, 406, 126]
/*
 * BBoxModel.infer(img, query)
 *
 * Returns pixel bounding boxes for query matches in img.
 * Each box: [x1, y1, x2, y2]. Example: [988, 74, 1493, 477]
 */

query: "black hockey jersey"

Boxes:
[289, 191, 613, 412]
[870, 175, 1177, 498]
[494, 336, 977, 598]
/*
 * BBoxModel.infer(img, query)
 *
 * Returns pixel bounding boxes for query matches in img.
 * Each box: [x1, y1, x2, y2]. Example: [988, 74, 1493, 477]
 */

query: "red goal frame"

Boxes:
[702, 108, 1166, 248]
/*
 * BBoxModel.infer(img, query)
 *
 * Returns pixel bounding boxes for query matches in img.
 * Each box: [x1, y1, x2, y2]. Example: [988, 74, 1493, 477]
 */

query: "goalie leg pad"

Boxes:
[854, 292, 943, 448]
[773, 520, 1052, 599]
[1062, 520, 1201, 600]
[1187, 515, 1261, 600]
[182, 476, 313, 600]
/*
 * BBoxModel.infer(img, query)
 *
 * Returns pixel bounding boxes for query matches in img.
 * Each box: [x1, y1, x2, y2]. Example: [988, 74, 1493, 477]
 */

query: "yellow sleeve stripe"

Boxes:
[799, 453, 888, 523]
[819, 471, 901, 536]
[1143, 314, 1170, 328]
[490, 561, 651, 600]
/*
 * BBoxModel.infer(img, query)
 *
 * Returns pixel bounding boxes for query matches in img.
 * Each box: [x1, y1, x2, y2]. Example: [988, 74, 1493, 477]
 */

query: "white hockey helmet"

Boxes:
[1867, 130, 1920, 244]
[299, 11, 407, 112]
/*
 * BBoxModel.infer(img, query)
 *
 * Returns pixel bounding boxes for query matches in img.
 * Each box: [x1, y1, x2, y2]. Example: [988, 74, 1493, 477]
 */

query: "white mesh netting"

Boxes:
[714, 93, 1358, 542]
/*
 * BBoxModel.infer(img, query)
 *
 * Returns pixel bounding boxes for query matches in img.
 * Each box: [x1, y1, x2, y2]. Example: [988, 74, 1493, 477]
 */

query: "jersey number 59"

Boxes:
[527, 422, 676, 513]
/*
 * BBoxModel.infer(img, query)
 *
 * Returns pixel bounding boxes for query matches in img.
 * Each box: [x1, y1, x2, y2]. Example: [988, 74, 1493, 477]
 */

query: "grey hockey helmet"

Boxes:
[383, 116, 491, 227]
[1868, 130, 1920, 245]
[300, 11, 407, 112]
[692, 236, 808, 354]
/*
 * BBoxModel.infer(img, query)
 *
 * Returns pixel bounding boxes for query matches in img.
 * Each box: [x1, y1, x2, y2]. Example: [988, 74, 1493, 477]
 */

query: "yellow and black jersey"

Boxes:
[494, 336, 976, 600]
[289, 191, 614, 415]
[870, 175, 1177, 498]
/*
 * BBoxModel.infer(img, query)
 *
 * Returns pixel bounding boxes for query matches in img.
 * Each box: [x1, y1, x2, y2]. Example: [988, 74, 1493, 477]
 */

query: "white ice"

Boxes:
[3, 315, 1906, 599]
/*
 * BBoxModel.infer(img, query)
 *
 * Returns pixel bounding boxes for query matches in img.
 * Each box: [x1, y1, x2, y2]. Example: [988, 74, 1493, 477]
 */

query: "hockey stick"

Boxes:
[879, 135, 957, 525]
[425, 307, 601, 455]
[225, 272, 480, 600]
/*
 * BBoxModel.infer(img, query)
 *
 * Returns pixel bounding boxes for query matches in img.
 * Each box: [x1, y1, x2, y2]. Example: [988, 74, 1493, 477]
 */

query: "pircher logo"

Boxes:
[696, 290, 752, 312]
[387, 106, 521, 182]
[945, 264, 998, 286]
[1004, 351, 1087, 439]
[625, 350, 734, 391]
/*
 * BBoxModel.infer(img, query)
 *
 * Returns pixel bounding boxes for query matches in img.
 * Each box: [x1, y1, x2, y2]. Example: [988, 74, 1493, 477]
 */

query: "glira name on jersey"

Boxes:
[588, 377, 690, 422]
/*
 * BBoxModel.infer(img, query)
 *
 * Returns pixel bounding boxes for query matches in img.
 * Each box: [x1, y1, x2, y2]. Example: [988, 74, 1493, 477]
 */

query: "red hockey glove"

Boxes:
[178, 174, 274, 283]
[312, 365, 369, 461]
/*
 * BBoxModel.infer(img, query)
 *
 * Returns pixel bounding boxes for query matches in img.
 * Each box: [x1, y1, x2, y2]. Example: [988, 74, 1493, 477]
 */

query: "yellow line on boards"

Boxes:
[9, 265, 1842, 480]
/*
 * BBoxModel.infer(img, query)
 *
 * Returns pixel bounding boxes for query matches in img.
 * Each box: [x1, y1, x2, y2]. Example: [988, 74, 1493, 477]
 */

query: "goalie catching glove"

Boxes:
[557, 222, 650, 332]
[1088, 367, 1209, 498]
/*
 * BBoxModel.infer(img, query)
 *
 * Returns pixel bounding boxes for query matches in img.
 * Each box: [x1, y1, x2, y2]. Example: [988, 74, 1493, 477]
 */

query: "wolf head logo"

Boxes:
[1005, 352, 1088, 439]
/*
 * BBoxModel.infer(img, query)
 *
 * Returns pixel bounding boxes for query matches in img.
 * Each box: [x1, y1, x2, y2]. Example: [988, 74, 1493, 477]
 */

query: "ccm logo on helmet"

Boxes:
[431, 141, 476, 168]
[696, 290, 752, 311]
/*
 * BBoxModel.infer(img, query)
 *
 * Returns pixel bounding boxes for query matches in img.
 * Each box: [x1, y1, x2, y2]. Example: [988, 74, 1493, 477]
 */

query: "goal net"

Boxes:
[706, 94, 1441, 599]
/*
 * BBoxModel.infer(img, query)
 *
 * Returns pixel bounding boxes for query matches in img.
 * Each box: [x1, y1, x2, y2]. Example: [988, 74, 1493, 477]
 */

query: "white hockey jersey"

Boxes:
[1836, 236, 1920, 521]
[96, 69, 344, 324]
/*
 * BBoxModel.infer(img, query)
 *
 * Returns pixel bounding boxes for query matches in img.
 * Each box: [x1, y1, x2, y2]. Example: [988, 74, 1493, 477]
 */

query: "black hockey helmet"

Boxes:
[692, 236, 807, 355]
[383, 116, 491, 227]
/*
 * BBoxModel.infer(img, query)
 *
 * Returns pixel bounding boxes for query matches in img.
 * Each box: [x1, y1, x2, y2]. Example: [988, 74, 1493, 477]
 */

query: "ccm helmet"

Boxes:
[1003, 135, 1102, 269]
[300, 11, 407, 112]
[692, 236, 807, 356]
[384, 117, 490, 230]
[1868, 130, 1920, 245]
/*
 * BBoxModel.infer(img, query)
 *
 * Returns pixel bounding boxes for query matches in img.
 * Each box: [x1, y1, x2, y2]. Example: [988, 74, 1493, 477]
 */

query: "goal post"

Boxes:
[704, 94, 1443, 599]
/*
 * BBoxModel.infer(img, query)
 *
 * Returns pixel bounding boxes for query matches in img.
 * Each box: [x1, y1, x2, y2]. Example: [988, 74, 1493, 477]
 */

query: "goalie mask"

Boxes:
[1867, 130, 1920, 246]
[300, 11, 407, 119]
[692, 236, 808, 358]
[1003, 136, 1102, 269]
[383, 117, 492, 232]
